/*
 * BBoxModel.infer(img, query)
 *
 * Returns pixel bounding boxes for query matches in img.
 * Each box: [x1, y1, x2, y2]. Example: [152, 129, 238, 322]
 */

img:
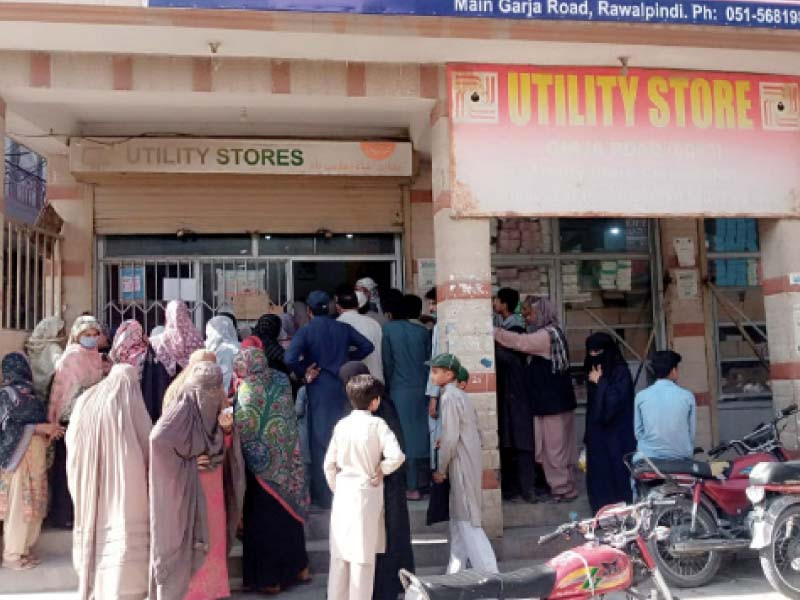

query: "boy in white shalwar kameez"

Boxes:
[325, 374, 405, 600]
[430, 353, 499, 575]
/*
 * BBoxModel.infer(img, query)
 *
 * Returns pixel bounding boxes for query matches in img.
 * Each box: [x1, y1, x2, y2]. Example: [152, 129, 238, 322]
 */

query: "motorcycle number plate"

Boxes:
[751, 521, 770, 550]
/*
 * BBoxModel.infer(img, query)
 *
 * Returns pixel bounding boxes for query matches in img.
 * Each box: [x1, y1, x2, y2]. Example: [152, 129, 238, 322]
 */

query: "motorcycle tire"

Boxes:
[647, 499, 722, 589]
[759, 504, 800, 599]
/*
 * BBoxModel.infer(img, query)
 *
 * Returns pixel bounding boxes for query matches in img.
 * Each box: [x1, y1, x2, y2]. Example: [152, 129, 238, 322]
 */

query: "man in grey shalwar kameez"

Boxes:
[430, 353, 498, 574]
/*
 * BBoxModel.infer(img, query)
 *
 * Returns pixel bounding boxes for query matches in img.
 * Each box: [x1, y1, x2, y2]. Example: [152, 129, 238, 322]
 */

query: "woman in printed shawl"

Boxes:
[66, 363, 152, 599]
[24, 316, 64, 408]
[0, 353, 61, 570]
[149, 362, 236, 600]
[339, 361, 414, 600]
[142, 300, 204, 423]
[48, 315, 104, 528]
[234, 348, 310, 594]
[205, 316, 240, 394]
[110, 320, 149, 375]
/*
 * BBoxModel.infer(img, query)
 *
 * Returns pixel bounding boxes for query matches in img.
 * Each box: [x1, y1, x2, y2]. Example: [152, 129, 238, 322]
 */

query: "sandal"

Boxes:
[4, 558, 36, 571]
[258, 585, 281, 595]
[549, 494, 579, 504]
[22, 554, 41, 566]
[297, 567, 312, 584]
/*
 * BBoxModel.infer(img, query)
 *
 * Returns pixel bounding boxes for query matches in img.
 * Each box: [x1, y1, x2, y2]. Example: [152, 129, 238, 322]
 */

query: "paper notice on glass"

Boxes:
[673, 237, 696, 267]
[417, 259, 436, 291]
[794, 306, 800, 353]
[163, 278, 197, 302]
[674, 269, 699, 299]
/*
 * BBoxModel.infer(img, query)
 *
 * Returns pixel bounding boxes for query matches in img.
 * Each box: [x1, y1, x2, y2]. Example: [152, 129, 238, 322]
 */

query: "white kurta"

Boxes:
[324, 410, 405, 565]
[438, 383, 484, 528]
[337, 311, 385, 383]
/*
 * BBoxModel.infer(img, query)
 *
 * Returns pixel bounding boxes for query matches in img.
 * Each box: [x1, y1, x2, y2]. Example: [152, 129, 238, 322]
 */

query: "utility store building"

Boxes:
[0, 0, 800, 537]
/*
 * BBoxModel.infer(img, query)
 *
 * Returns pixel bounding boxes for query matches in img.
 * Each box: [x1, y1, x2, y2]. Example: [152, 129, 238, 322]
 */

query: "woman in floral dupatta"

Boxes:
[234, 348, 309, 594]
[0, 353, 62, 570]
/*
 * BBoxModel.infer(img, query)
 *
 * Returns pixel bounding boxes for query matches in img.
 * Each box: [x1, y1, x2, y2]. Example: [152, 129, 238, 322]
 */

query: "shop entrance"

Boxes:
[96, 233, 402, 334]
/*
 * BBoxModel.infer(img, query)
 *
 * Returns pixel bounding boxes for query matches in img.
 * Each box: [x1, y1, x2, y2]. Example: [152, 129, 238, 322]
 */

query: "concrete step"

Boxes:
[0, 552, 77, 594]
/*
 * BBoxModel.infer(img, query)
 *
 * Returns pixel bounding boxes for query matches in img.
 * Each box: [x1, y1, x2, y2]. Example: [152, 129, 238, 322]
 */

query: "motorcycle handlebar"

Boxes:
[782, 403, 799, 417]
[538, 530, 565, 545]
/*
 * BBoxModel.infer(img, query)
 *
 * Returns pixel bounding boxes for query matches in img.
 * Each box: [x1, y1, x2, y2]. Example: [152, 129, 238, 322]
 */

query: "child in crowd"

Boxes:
[457, 366, 469, 390]
[430, 353, 499, 574]
[324, 375, 405, 600]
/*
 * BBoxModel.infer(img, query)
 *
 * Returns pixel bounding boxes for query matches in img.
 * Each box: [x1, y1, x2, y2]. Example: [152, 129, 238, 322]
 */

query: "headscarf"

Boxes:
[66, 363, 152, 600]
[524, 297, 570, 374]
[205, 316, 240, 392]
[149, 362, 226, 600]
[234, 348, 308, 523]
[356, 277, 382, 313]
[150, 301, 204, 377]
[241, 336, 263, 350]
[109, 320, 148, 373]
[162, 350, 216, 412]
[50, 316, 104, 423]
[25, 316, 65, 405]
[584, 332, 625, 376]
[67, 315, 102, 345]
[0, 353, 47, 470]
[253, 314, 285, 366]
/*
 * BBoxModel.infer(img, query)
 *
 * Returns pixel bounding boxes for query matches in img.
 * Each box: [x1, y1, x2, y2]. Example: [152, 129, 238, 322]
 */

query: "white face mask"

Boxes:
[356, 290, 369, 308]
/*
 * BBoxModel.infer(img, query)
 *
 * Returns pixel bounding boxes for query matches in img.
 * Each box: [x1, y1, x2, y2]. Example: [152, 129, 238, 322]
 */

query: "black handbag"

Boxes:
[426, 449, 450, 526]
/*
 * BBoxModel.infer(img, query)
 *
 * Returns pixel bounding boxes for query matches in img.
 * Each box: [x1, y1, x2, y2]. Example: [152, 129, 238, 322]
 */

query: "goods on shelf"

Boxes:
[492, 265, 549, 299]
[492, 218, 552, 254]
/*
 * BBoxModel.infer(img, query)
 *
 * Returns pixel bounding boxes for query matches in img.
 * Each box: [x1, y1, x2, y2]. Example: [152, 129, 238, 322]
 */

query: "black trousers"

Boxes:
[500, 448, 535, 499]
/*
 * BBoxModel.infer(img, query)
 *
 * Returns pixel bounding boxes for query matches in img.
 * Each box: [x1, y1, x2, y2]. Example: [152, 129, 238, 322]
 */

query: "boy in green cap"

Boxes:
[456, 366, 469, 390]
[429, 353, 498, 574]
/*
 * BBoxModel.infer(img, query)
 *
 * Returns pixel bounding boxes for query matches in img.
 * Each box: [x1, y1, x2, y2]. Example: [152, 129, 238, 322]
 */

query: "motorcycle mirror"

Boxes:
[693, 447, 705, 455]
[781, 404, 799, 417]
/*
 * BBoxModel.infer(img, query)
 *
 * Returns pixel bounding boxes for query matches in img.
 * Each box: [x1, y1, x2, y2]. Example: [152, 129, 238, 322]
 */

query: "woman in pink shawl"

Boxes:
[141, 301, 204, 423]
[47, 315, 104, 529]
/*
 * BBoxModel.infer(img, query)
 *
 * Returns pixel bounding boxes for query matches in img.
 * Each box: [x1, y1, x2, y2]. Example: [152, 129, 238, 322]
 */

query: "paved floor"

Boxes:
[0, 555, 786, 600]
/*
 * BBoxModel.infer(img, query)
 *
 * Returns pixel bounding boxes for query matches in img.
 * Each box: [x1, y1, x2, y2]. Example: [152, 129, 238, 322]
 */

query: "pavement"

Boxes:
[0, 554, 785, 600]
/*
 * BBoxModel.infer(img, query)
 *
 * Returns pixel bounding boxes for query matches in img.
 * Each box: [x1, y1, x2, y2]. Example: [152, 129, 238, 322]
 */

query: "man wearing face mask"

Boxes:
[356, 277, 387, 326]
[583, 332, 637, 514]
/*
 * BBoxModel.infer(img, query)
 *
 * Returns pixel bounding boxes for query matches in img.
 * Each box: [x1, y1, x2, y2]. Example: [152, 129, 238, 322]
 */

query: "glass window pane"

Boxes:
[105, 235, 251, 257]
[714, 288, 766, 324]
[259, 235, 315, 256]
[708, 258, 761, 287]
[492, 218, 553, 254]
[314, 234, 395, 255]
[705, 218, 760, 253]
[492, 265, 551, 300]
[560, 218, 649, 253]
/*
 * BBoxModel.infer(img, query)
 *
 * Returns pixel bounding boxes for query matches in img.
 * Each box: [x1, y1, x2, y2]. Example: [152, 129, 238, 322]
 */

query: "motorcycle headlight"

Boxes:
[746, 486, 766, 505]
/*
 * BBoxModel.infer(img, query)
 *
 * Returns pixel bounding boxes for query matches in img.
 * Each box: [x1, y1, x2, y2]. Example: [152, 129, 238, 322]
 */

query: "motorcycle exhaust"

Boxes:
[670, 539, 751, 554]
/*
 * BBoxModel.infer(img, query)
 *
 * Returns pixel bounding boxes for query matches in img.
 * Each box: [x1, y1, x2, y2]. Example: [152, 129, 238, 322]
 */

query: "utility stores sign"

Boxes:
[69, 138, 413, 177]
[449, 65, 800, 217]
[147, 0, 800, 31]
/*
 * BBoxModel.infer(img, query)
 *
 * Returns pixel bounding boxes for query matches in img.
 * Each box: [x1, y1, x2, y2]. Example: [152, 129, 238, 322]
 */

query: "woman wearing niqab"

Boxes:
[48, 315, 104, 528]
[339, 361, 414, 600]
[149, 362, 231, 600]
[0, 353, 55, 570]
[66, 363, 152, 599]
[142, 301, 204, 423]
[25, 316, 64, 408]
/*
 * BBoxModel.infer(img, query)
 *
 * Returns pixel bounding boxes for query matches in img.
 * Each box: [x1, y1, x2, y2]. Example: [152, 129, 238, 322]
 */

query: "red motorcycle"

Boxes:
[399, 498, 676, 600]
[630, 403, 798, 589]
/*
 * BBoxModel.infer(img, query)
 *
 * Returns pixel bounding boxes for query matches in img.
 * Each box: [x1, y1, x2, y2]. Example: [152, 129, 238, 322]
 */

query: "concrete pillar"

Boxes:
[0, 97, 6, 323]
[430, 70, 502, 537]
[660, 219, 714, 450]
[759, 219, 800, 449]
[46, 154, 94, 328]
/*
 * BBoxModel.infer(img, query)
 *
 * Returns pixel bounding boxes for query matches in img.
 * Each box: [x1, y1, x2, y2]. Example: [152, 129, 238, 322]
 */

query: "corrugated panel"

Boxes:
[94, 178, 404, 234]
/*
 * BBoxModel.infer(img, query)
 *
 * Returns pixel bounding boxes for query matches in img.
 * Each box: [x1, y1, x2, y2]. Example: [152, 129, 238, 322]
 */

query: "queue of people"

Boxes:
[0, 276, 699, 600]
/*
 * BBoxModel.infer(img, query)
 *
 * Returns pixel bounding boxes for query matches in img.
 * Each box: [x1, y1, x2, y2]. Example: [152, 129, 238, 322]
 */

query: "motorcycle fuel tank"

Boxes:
[546, 543, 632, 599]
[705, 452, 779, 516]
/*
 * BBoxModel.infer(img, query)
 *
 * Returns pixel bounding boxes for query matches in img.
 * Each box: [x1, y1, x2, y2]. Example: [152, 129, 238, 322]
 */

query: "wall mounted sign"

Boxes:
[449, 65, 800, 218]
[147, 0, 800, 31]
[70, 138, 413, 177]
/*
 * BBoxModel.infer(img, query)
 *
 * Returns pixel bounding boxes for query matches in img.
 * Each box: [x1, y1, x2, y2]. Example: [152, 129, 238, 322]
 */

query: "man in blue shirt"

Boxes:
[634, 350, 696, 461]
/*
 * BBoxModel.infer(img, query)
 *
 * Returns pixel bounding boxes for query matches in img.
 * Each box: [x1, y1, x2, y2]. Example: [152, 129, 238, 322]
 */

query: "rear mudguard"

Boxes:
[750, 495, 800, 550]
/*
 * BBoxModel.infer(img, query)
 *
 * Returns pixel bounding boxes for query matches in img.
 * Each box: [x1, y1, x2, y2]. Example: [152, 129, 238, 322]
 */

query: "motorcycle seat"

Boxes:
[410, 565, 557, 600]
[634, 458, 715, 479]
[749, 461, 800, 486]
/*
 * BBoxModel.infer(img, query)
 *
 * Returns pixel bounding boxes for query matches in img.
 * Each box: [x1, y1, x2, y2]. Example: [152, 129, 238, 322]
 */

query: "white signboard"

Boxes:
[163, 278, 197, 302]
[70, 138, 413, 177]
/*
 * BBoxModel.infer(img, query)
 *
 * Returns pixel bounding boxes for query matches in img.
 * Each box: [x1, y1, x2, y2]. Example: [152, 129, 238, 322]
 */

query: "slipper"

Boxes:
[549, 494, 579, 504]
[258, 585, 281, 595]
[4, 558, 35, 571]
[296, 567, 312, 584]
[22, 554, 41, 566]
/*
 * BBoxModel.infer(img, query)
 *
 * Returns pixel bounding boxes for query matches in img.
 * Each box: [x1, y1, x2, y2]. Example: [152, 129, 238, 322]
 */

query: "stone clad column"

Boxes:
[0, 97, 6, 321]
[759, 219, 800, 449]
[430, 68, 502, 537]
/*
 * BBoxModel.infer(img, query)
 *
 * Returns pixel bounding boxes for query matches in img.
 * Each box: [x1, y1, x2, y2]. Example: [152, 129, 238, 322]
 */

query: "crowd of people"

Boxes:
[0, 276, 699, 600]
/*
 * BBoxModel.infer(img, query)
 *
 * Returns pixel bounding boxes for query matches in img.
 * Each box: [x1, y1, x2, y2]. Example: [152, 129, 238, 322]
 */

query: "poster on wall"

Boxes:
[448, 65, 800, 218]
[120, 267, 145, 303]
[147, 0, 800, 31]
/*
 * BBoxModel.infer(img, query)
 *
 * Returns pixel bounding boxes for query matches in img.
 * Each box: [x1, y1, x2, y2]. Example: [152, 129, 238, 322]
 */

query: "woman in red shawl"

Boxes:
[141, 301, 204, 423]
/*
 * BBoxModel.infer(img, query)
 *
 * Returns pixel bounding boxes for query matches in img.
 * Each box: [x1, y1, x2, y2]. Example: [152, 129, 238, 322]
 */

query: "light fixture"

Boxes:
[346, 234, 354, 239]
[264, 235, 272, 240]
[609, 227, 621, 236]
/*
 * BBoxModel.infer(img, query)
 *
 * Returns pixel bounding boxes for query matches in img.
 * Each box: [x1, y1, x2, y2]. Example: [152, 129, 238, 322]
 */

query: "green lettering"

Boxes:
[216, 149, 229, 166]
[244, 149, 260, 166]
[231, 148, 244, 165]
[291, 149, 304, 166]
[261, 149, 276, 166]
[276, 149, 290, 167]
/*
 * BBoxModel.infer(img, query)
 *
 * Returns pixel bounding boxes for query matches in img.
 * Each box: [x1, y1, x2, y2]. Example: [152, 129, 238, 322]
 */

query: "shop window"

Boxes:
[705, 218, 771, 408]
[259, 234, 396, 256]
[560, 218, 650, 254]
[105, 234, 252, 257]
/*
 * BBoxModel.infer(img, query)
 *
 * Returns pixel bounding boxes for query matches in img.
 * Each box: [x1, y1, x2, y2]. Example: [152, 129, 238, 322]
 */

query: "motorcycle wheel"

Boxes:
[647, 499, 722, 589]
[759, 505, 800, 599]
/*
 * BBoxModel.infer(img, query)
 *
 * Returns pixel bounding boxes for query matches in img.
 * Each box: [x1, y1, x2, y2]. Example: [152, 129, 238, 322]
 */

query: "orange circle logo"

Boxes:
[360, 142, 396, 161]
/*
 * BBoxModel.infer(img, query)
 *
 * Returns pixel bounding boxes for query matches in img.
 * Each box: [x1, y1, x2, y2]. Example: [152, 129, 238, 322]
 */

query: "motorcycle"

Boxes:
[629, 403, 798, 589]
[399, 498, 676, 600]
[748, 459, 800, 598]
